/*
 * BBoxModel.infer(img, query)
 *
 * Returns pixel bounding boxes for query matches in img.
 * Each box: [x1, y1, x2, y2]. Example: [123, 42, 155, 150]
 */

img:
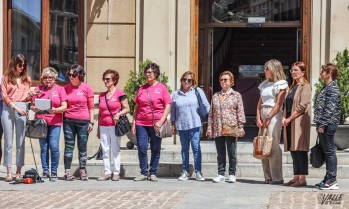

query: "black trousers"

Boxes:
[290, 151, 308, 175]
[319, 124, 338, 182]
[215, 136, 236, 175]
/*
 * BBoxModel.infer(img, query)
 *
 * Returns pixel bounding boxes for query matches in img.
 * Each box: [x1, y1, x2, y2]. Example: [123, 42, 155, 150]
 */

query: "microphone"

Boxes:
[41, 84, 48, 91]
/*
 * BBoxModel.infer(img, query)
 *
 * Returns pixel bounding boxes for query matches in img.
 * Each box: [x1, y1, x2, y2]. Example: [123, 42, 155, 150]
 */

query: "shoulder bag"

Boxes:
[219, 91, 244, 137]
[25, 85, 56, 139]
[194, 87, 208, 123]
[253, 128, 272, 159]
[310, 136, 325, 168]
[146, 88, 172, 138]
[105, 93, 131, 137]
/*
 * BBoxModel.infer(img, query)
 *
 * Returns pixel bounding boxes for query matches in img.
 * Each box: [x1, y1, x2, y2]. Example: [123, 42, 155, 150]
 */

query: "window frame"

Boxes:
[3, 0, 85, 86]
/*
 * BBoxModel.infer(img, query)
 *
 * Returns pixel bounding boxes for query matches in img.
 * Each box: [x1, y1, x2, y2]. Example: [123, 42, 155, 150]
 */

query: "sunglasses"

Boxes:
[181, 78, 193, 83]
[220, 78, 229, 82]
[67, 73, 78, 78]
[145, 71, 154, 74]
[102, 77, 112, 82]
[17, 63, 24, 68]
[43, 76, 54, 80]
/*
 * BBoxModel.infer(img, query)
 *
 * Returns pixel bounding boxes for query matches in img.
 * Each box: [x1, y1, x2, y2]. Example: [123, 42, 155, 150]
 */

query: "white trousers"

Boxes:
[100, 126, 121, 174]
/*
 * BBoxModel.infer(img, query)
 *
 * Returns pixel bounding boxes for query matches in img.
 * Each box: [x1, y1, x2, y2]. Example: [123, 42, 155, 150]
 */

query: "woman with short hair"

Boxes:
[132, 63, 172, 182]
[313, 63, 341, 190]
[30, 67, 67, 182]
[63, 64, 95, 181]
[97, 69, 130, 181]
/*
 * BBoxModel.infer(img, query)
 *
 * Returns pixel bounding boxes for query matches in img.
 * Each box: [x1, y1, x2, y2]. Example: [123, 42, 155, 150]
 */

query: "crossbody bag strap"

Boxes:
[47, 84, 56, 99]
[104, 93, 114, 120]
[194, 87, 201, 109]
[146, 87, 155, 125]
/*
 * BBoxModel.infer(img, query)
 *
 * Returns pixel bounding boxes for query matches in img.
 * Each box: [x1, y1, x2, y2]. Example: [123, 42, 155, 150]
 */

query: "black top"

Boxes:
[285, 85, 299, 117]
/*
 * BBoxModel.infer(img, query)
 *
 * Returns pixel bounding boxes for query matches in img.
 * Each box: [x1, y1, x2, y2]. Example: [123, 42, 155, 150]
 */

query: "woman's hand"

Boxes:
[47, 108, 56, 114]
[172, 125, 176, 135]
[256, 118, 263, 128]
[283, 117, 291, 126]
[317, 127, 324, 133]
[238, 128, 245, 137]
[87, 123, 93, 133]
[97, 127, 100, 139]
[154, 121, 163, 133]
[263, 118, 271, 127]
[15, 107, 28, 116]
[206, 130, 212, 137]
[113, 113, 121, 124]
[30, 106, 40, 113]
[132, 121, 136, 135]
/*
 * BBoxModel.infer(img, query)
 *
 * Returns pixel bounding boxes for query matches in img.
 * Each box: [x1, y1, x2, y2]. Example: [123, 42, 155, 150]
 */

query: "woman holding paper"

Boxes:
[30, 67, 67, 182]
[2, 54, 36, 182]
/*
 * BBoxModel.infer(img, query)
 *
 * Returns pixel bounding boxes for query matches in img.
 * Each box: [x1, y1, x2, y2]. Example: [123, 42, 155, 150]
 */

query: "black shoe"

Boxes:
[50, 173, 58, 182]
[315, 180, 325, 188]
[42, 172, 50, 182]
[319, 180, 339, 190]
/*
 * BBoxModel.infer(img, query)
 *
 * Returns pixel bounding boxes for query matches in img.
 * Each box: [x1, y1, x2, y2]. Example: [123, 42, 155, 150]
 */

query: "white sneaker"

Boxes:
[195, 172, 205, 181]
[178, 171, 189, 181]
[227, 175, 236, 183]
[212, 175, 225, 183]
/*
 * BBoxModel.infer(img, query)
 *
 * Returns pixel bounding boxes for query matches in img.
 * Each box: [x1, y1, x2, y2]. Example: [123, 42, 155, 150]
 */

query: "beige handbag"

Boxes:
[253, 128, 272, 159]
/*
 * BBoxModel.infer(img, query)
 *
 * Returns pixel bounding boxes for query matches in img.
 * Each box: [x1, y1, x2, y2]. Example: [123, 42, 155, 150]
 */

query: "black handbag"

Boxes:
[25, 118, 48, 139]
[310, 136, 325, 168]
[105, 94, 131, 136]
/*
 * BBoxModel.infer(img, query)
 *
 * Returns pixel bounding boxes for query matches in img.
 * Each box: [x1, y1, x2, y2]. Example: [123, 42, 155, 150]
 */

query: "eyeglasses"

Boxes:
[181, 78, 193, 83]
[17, 63, 24, 68]
[43, 76, 54, 80]
[145, 71, 154, 75]
[67, 73, 78, 78]
[290, 69, 300, 73]
[220, 78, 229, 82]
[102, 77, 112, 82]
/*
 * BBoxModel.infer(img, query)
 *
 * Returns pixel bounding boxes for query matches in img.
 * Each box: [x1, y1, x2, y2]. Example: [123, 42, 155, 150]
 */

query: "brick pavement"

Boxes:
[0, 190, 185, 209]
[268, 191, 349, 209]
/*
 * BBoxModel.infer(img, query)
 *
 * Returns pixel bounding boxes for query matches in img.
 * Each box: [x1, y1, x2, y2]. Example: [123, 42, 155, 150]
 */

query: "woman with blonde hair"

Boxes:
[282, 61, 311, 187]
[30, 67, 67, 182]
[207, 71, 246, 183]
[256, 59, 288, 184]
[171, 71, 210, 181]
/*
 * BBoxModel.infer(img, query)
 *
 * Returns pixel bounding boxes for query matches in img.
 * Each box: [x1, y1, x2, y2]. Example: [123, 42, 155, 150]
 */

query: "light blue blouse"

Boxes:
[170, 87, 210, 130]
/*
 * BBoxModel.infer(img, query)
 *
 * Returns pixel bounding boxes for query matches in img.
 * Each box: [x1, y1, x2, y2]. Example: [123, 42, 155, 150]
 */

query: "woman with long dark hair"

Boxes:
[2, 54, 36, 182]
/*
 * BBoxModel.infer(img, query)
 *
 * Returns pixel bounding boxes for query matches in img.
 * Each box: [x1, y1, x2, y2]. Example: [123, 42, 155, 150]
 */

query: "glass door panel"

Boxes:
[12, 0, 41, 80]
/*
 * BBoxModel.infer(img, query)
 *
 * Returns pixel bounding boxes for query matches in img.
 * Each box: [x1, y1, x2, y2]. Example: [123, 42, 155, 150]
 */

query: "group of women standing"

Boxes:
[0, 55, 341, 190]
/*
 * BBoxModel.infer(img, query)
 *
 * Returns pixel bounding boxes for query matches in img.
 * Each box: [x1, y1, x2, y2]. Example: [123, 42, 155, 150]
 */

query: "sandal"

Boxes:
[5, 175, 13, 182]
[263, 179, 272, 184]
[15, 174, 23, 182]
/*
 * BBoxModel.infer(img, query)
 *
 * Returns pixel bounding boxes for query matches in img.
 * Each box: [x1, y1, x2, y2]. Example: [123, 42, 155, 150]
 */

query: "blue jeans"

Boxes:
[63, 118, 89, 169]
[136, 125, 162, 175]
[178, 127, 202, 173]
[319, 124, 338, 182]
[39, 125, 61, 174]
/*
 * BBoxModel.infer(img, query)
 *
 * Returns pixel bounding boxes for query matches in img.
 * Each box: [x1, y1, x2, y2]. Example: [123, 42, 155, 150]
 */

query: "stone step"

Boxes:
[71, 161, 349, 179]
[115, 148, 349, 165]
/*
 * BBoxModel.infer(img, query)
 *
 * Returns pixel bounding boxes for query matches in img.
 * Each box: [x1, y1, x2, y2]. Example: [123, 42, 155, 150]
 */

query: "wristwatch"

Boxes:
[266, 115, 272, 120]
[89, 121, 95, 125]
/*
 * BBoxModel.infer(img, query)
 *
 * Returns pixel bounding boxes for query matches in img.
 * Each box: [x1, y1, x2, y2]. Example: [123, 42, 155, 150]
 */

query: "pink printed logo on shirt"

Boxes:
[155, 88, 161, 94]
[77, 90, 84, 96]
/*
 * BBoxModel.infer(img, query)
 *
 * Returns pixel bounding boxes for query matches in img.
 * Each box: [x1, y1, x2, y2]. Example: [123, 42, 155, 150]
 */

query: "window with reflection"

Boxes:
[11, 0, 41, 80]
[211, 0, 300, 23]
[50, 0, 79, 82]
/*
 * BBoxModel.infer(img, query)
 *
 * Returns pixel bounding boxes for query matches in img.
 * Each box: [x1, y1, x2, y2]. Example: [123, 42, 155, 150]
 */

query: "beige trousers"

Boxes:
[260, 106, 283, 182]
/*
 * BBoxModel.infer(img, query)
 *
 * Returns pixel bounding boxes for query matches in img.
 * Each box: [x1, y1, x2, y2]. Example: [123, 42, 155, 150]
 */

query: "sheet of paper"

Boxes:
[35, 98, 52, 110]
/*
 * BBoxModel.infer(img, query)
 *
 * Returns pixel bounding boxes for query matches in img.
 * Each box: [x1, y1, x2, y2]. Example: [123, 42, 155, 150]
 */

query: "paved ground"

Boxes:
[1, 172, 349, 209]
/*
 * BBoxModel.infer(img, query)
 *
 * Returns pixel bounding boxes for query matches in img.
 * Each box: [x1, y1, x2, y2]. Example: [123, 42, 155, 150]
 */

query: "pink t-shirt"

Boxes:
[134, 82, 172, 126]
[64, 83, 94, 120]
[33, 84, 67, 126]
[99, 89, 126, 126]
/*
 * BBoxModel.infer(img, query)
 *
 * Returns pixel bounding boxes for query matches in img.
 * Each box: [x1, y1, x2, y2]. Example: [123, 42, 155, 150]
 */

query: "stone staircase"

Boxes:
[71, 141, 349, 179]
